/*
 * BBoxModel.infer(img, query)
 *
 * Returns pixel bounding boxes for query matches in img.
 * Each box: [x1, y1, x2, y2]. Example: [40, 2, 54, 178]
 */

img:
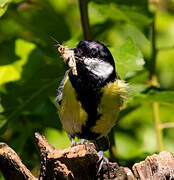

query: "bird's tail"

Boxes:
[94, 136, 110, 152]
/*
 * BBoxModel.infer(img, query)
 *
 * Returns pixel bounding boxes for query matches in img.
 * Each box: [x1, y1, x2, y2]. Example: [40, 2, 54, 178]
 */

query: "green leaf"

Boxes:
[0, 2, 8, 17]
[0, 0, 12, 17]
[0, 39, 36, 85]
[90, 1, 152, 32]
[0, 85, 6, 93]
[110, 38, 145, 79]
[0, 65, 20, 84]
[132, 90, 174, 104]
[0, 115, 7, 135]
[0, 0, 25, 17]
[0, 44, 62, 129]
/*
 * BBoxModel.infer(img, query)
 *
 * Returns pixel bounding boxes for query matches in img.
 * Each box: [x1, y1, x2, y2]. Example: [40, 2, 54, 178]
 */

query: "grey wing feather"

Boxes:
[57, 71, 69, 105]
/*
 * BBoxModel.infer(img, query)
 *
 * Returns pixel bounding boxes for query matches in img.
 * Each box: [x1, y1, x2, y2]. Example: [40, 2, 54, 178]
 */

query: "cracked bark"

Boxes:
[0, 133, 174, 180]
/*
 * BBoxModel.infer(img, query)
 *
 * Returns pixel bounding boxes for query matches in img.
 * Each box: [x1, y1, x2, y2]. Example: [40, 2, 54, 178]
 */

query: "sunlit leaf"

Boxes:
[0, 0, 9, 16]
[0, 0, 13, 17]
[0, 3, 8, 17]
[0, 39, 36, 85]
[0, 0, 26, 17]
[110, 38, 145, 79]
[0, 65, 20, 84]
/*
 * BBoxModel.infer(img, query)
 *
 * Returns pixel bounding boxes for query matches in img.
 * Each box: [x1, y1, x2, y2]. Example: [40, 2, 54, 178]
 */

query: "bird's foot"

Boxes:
[70, 138, 77, 147]
[68, 134, 77, 147]
[68, 135, 88, 147]
[97, 151, 109, 175]
[77, 139, 88, 145]
[71, 139, 88, 147]
[71, 139, 88, 146]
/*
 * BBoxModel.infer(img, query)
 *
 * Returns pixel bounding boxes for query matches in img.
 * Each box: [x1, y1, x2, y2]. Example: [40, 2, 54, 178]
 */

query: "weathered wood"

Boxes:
[0, 142, 36, 180]
[0, 133, 130, 180]
[1, 132, 174, 180]
[133, 151, 174, 180]
[35, 132, 129, 180]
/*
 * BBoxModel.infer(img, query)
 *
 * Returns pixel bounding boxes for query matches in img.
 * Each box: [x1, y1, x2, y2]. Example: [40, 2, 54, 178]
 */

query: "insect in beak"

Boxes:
[58, 44, 78, 76]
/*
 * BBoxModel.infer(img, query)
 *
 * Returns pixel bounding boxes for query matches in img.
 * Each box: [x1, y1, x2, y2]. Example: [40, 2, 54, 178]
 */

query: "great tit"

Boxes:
[57, 40, 126, 168]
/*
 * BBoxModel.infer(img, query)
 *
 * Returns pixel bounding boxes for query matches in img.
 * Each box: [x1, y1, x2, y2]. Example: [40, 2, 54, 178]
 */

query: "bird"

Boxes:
[57, 40, 126, 172]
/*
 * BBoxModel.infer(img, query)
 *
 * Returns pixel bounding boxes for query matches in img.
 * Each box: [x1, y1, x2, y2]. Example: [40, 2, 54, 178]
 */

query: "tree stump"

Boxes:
[0, 132, 174, 180]
[133, 151, 174, 180]
[0, 133, 131, 180]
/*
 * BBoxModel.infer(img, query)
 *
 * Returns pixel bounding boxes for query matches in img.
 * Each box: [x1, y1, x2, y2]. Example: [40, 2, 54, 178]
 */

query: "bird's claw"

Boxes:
[71, 139, 88, 147]
[70, 138, 77, 147]
[97, 151, 109, 175]
[68, 135, 88, 147]
[77, 139, 88, 145]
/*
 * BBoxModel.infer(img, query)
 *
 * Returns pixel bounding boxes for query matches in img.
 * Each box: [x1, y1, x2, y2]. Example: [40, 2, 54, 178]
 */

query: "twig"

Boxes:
[149, 17, 157, 79]
[152, 102, 163, 152]
[149, 14, 163, 152]
[78, 0, 92, 40]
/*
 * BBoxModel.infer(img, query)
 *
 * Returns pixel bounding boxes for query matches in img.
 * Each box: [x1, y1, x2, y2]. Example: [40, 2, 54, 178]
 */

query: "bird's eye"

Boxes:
[91, 48, 98, 58]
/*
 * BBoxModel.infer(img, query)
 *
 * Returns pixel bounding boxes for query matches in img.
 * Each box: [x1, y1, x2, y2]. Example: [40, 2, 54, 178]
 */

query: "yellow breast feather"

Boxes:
[59, 76, 88, 135]
[91, 79, 127, 138]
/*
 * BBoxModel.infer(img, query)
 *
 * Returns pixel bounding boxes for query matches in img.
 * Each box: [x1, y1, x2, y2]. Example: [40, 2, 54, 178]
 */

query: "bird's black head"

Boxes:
[73, 40, 117, 81]
[74, 40, 115, 66]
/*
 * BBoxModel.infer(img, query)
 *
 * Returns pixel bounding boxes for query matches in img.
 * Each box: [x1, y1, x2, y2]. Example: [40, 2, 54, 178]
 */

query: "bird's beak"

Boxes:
[71, 48, 83, 62]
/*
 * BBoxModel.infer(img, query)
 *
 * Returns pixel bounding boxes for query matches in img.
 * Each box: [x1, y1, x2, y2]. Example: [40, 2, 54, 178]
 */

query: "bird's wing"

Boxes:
[57, 70, 69, 105]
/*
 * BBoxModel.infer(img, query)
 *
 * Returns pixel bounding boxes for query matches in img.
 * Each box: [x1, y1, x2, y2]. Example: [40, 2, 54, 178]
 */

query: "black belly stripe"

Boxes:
[69, 71, 103, 139]
[68, 65, 117, 140]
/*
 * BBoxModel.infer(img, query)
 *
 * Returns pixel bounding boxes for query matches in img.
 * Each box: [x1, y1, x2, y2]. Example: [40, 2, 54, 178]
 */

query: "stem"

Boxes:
[152, 102, 163, 152]
[78, 0, 92, 40]
[150, 15, 163, 152]
[108, 128, 118, 161]
[150, 17, 157, 79]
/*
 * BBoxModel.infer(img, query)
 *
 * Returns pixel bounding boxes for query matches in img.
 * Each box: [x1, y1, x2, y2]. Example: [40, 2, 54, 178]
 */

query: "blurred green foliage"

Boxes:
[0, 0, 174, 178]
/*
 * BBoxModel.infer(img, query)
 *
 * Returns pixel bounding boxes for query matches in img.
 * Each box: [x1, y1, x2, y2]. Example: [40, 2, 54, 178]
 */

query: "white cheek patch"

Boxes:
[84, 58, 114, 80]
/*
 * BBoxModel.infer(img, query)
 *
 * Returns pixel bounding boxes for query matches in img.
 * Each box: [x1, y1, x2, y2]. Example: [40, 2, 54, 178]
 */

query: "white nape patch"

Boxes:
[84, 58, 114, 80]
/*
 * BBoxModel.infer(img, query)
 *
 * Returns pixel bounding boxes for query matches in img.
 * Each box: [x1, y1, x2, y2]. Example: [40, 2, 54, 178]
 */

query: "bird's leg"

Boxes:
[68, 134, 88, 146]
[68, 134, 77, 147]
[94, 136, 110, 175]
[97, 151, 109, 175]
[77, 139, 88, 145]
